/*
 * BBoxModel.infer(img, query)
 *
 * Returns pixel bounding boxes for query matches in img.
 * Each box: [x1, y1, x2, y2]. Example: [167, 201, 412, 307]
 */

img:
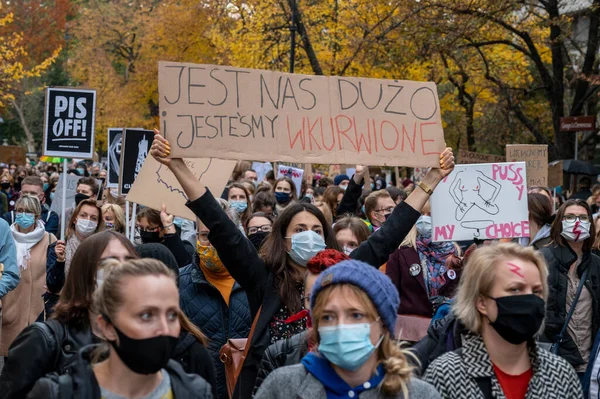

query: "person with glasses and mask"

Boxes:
[135, 205, 195, 268]
[539, 199, 600, 376]
[2, 176, 59, 236]
[364, 190, 396, 231]
[150, 129, 455, 399]
[179, 198, 251, 399]
[245, 212, 274, 251]
[423, 244, 582, 398]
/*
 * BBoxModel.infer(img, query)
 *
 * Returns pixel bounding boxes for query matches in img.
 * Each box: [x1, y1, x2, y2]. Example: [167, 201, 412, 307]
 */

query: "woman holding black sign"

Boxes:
[151, 129, 455, 398]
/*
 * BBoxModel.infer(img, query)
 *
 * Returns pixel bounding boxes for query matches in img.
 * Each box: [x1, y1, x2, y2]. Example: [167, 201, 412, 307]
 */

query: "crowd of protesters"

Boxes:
[0, 132, 599, 398]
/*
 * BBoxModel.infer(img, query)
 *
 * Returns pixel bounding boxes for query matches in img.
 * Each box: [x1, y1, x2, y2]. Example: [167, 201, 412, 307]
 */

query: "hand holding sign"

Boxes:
[151, 129, 173, 166]
[55, 240, 66, 262]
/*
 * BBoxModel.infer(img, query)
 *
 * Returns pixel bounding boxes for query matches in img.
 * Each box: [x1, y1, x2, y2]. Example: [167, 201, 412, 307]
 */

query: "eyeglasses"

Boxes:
[374, 207, 395, 214]
[138, 225, 160, 233]
[248, 225, 272, 235]
[563, 214, 590, 223]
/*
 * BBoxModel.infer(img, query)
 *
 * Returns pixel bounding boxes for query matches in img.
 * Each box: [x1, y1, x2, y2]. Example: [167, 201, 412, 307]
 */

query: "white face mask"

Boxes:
[561, 219, 591, 242]
[76, 218, 98, 237]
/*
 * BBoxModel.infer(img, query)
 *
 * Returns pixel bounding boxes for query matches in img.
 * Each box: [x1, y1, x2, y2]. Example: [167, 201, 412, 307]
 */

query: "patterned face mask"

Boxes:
[196, 242, 226, 273]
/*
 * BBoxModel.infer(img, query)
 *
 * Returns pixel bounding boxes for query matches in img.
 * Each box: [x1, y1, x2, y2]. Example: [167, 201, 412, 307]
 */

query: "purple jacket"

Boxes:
[386, 246, 461, 317]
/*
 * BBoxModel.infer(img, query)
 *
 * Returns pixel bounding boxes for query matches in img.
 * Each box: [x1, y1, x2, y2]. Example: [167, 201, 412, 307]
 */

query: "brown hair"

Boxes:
[228, 182, 253, 225]
[272, 176, 298, 201]
[244, 212, 274, 233]
[314, 201, 333, 227]
[252, 190, 276, 215]
[66, 199, 104, 239]
[21, 176, 44, 189]
[333, 215, 371, 245]
[136, 207, 162, 227]
[311, 285, 414, 396]
[550, 199, 596, 252]
[53, 231, 138, 328]
[232, 160, 252, 181]
[259, 202, 339, 313]
[323, 186, 344, 218]
[364, 190, 391, 223]
[528, 193, 553, 228]
[77, 176, 100, 196]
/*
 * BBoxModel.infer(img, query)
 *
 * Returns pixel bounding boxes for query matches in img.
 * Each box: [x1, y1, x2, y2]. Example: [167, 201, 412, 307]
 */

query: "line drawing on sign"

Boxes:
[155, 158, 212, 201]
[135, 136, 149, 180]
[449, 169, 502, 236]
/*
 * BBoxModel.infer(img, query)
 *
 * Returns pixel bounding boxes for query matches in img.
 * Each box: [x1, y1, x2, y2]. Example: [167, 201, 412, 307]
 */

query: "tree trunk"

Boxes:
[11, 99, 36, 153]
[288, 0, 323, 75]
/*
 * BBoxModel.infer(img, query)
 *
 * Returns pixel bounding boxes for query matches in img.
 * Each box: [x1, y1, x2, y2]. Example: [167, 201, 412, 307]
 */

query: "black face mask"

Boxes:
[248, 231, 269, 250]
[488, 294, 545, 345]
[0, 182, 9, 190]
[74, 192, 90, 206]
[140, 230, 161, 244]
[104, 316, 177, 374]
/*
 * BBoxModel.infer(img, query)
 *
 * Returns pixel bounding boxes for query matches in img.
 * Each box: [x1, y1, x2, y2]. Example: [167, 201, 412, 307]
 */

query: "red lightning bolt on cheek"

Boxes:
[507, 262, 525, 278]
[573, 221, 582, 242]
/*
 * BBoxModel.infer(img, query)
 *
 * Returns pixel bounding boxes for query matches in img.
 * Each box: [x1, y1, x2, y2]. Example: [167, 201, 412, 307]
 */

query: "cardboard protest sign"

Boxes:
[43, 88, 96, 158]
[457, 149, 505, 165]
[0, 146, 26, 165]
[159, 62, 446, 167]
[506, 145, 548, 187]
[107, 128, 122, 188]
[277, 165, 303, 197]
[548, 160, 564, 188]
[126, 156, 237, 220]
[252, 161, 273, 182]
[119, 129, 154, 195]
[431, 162, 529, 242]
[50, 173, 103, 214]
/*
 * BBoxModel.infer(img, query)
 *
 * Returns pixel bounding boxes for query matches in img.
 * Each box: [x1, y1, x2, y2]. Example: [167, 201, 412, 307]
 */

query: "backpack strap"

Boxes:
[58, 374, 73, 399]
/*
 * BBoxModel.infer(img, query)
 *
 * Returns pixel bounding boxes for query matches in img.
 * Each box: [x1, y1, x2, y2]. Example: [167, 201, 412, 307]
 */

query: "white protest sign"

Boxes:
[252, 161, 273, 182]
[431, 162, 529, 242]
[50, 173, 103, 213]
[277, 165, 303, 197]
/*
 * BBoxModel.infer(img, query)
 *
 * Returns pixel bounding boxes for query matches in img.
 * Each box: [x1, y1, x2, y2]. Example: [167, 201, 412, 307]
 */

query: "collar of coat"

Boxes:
[461, 331, 542, 379]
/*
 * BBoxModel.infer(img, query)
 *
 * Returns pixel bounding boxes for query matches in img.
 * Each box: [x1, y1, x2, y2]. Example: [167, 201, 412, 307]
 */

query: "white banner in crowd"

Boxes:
[50, 173, 103, 214]
[431, 162, 529, 242]
[276, 165, 304, 197]
[252, 161, 273, 182]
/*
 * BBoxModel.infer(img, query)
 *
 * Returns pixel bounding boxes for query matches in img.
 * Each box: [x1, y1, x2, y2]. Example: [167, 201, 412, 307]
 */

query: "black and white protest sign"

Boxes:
[44, 88, 96, 158]
[119, 129, 154, 195]
[107, 128, 122, 188]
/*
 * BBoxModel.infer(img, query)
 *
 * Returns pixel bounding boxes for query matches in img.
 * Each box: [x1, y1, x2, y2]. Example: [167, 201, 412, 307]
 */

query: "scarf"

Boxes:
[65, 234, 81, 277]
[416, 235, 457, 297]
[197, 243, 236, 305]
[10, 220, 46, 274]
[301, 352, 385, 399]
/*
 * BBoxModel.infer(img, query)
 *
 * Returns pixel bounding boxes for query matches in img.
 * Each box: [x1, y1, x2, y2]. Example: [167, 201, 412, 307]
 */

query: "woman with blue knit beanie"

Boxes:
[255, 259, 441, 399]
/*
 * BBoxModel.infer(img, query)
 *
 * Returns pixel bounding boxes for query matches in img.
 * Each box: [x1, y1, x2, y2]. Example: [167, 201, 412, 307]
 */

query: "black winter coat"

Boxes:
[540, 244, 600, 368]
[179, 261, 251, 399]
[186, 189, 420, 399]
[0, 320, 95, 399]
[411, 314, 465, 375]
[25, 345, 213, 399]
[173, 332, 217, 398]
[253, 330, 309, 395]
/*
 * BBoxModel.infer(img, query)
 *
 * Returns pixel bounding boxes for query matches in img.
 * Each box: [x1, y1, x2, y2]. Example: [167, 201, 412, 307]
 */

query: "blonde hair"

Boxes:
[452, 243, 549, 333]
[311, 284, 414, 397]
[101, 203, 126, 234]
[15, 195, 42, 217]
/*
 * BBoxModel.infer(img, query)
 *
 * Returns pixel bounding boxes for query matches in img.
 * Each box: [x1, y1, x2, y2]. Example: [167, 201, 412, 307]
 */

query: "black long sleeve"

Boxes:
[336, 178, 363, 218]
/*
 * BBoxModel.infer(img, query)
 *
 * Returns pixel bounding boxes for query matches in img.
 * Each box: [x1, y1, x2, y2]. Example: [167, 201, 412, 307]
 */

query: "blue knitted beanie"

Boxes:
[310, 259, 400, 336]
[334, 174, 350, 186]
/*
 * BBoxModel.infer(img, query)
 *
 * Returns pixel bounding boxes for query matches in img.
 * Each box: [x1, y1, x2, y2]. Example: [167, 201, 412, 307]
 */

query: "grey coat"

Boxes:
[254, 363, 441, 399]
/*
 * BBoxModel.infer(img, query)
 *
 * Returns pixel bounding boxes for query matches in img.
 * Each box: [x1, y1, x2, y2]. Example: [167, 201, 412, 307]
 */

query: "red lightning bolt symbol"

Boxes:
[507, 262, 524, 278]
[573, 221, 582, 242]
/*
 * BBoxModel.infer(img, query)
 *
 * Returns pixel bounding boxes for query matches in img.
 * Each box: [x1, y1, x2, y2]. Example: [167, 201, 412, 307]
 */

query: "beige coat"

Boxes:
[0, 232, 55, 355]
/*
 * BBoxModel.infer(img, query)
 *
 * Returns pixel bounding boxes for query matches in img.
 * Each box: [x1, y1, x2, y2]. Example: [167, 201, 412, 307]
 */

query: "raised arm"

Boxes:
[351, 148, 455, 267]
[151, 130, 268, 312]
[336, 165, 369, 218]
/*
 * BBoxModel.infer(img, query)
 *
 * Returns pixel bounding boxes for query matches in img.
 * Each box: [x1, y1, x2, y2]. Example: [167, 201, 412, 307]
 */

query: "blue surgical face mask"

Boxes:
[15, 212, 36, 229]
[286, 230, 326, 266]
[339, 184, 348, 191]
[43, 183, 49, 191]
[77, 168, 85, 175]
[318, 320, 383, 371]
[416, 215, 432, 238]
[230, 200, 248, 214]
[275, 192, 291, 205]
[370, 183, 375, 190]
[50, 192, 55, 201]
